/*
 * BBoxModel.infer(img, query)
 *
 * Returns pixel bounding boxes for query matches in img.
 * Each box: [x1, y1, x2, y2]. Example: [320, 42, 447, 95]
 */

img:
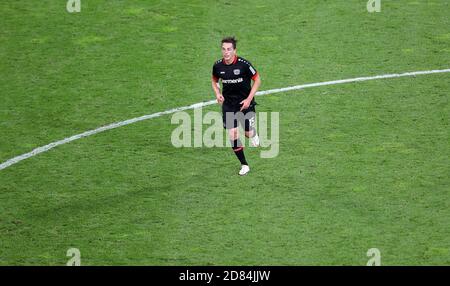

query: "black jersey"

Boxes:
[212, 56, 259, 107]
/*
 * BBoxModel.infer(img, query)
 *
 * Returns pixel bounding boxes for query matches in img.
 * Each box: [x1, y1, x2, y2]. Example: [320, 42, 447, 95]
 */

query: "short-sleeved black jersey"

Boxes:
[212, 56, 259, 107]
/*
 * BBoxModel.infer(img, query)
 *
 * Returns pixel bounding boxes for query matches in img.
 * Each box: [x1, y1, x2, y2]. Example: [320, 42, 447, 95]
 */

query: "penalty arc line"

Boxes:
[1, 68, 449, 171]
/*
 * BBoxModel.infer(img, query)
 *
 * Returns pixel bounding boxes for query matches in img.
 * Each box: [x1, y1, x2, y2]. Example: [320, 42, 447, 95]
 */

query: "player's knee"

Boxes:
[244, 127, 255, 138]
[229, 128, 239, 140]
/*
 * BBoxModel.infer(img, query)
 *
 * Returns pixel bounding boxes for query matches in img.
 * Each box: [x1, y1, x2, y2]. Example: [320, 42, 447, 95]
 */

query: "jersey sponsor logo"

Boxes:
[233, 69, 241, 75]
[220, 71, 225, 74]
[222, 77, 243, 84]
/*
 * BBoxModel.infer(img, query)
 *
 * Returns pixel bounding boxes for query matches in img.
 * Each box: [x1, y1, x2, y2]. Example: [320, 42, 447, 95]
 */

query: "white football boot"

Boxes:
[239, 165, 250, 176]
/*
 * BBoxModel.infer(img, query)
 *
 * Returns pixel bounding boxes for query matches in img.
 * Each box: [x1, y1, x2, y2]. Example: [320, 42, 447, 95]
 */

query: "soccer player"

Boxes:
[211, 36, 261, 176]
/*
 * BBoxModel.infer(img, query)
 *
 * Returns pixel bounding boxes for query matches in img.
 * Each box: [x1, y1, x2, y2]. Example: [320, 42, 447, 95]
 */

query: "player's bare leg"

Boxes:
[245, 128, 260, 147]
[243, 115, 259, 147]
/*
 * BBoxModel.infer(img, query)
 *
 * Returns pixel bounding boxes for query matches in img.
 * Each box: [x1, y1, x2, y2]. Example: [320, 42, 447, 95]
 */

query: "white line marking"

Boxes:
[1, 68, 449, 171]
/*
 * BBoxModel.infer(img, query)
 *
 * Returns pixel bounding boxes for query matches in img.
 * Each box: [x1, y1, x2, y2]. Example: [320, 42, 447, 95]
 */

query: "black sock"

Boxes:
[231, 139, 248, 166]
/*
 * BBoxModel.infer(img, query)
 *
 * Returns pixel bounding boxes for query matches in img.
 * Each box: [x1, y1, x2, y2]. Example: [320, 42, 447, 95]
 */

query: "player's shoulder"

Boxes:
[237, 56, 253, 66]
[213, 59, 223, 66]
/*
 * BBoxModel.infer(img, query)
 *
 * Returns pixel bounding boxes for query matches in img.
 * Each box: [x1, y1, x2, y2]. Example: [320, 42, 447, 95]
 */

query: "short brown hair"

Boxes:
[221, 36, 237, 49]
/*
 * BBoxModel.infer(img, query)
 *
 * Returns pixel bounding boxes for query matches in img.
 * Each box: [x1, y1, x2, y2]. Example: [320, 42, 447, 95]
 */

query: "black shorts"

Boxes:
[222, 103, 256, 131]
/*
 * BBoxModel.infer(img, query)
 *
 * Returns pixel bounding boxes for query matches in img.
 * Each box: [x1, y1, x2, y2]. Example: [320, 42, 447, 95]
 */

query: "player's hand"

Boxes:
[216, 94, 224, 105]
[240, 99, 251, 111]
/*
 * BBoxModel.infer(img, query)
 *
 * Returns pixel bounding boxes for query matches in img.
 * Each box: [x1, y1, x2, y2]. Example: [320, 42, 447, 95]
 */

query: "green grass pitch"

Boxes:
[0, 0, 449, 265]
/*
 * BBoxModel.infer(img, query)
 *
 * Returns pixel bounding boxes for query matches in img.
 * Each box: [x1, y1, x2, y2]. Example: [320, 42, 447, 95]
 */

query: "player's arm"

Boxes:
[240, 73, 261, 111]
[247, 74, 261, 103]
[211, 64, 224, 105]
[211, 76, 224, 104]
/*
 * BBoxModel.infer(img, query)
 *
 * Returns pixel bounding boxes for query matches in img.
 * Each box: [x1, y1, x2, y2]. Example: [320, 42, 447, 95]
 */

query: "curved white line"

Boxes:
[1, 68, 449, 171]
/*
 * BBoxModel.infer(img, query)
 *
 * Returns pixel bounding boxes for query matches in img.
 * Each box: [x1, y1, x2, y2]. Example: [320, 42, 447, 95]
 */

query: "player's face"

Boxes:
[222, 43, 236, 62]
